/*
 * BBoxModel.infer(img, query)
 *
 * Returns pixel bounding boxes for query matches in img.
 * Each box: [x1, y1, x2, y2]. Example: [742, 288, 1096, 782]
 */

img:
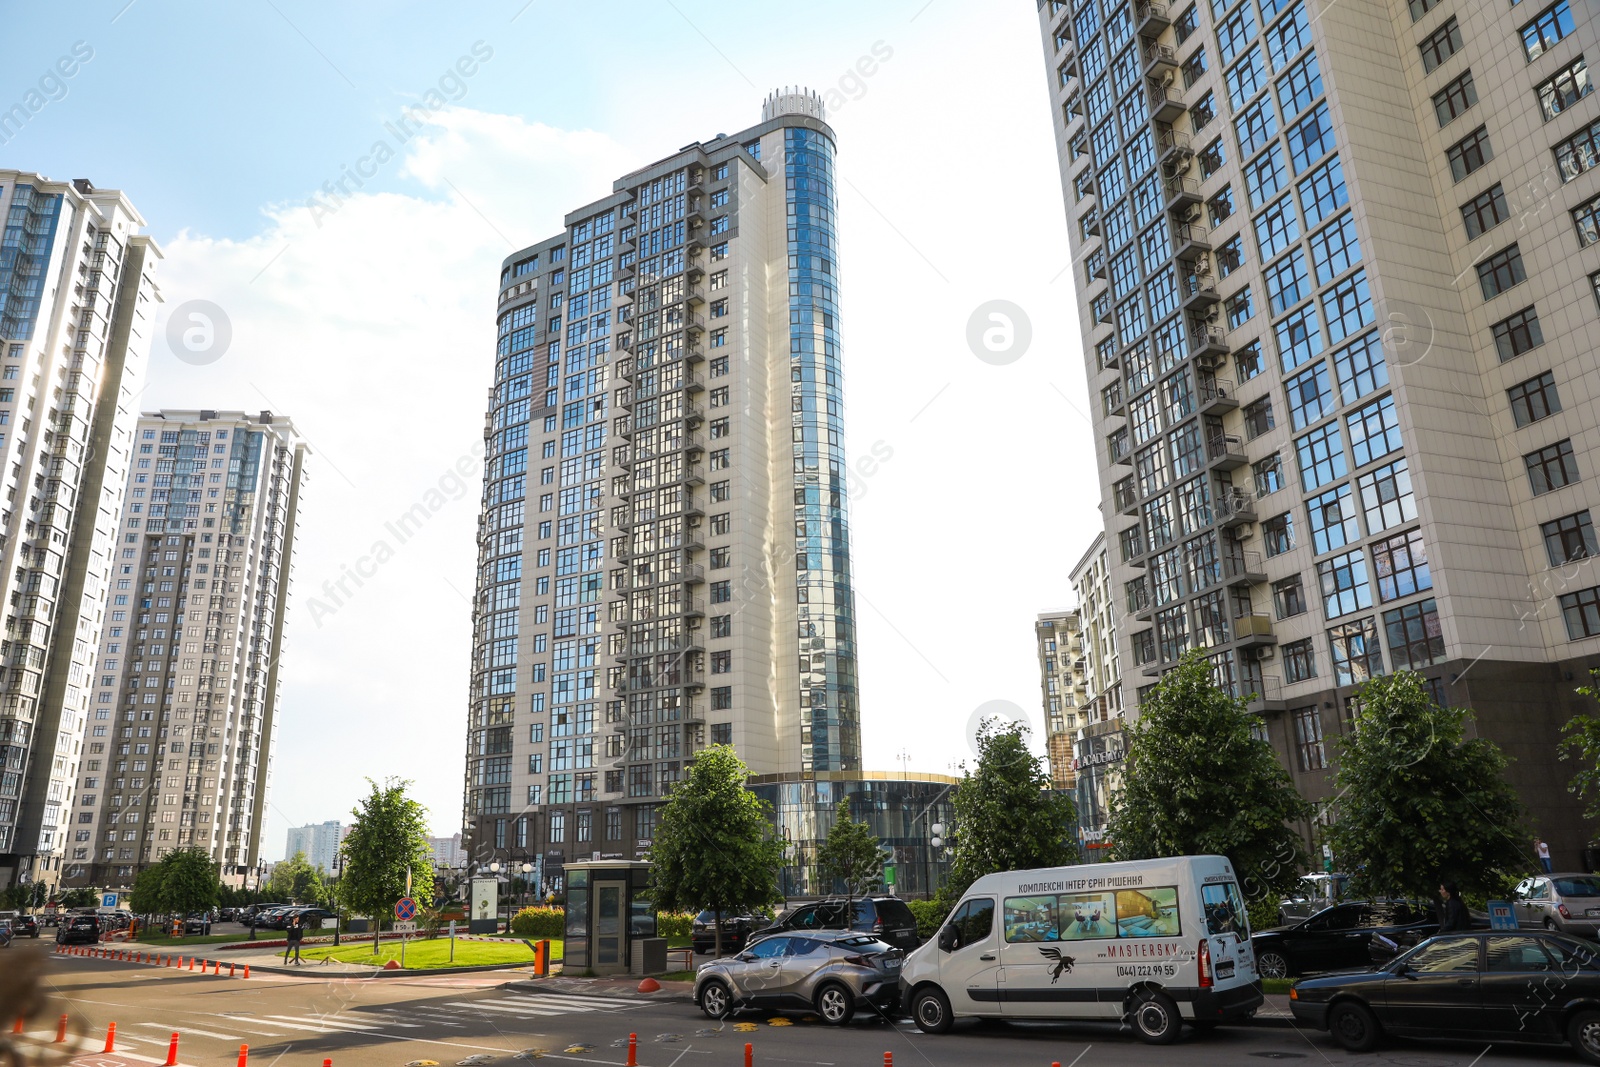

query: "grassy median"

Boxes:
[297, 937, 563, 969]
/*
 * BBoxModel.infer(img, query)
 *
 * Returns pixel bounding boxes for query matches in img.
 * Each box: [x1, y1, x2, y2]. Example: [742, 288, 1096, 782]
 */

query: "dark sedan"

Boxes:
[55, 914, 100, 945]
[12, 914, 39, 938]
[692, 909, 764, 955]
[1291, 931, 1600, 1063]
[1252, 900, 1436, 978]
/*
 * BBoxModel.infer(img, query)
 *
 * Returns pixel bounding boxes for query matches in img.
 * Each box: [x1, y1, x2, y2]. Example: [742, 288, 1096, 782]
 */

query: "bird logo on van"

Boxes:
[1039, 947, 1076, 983]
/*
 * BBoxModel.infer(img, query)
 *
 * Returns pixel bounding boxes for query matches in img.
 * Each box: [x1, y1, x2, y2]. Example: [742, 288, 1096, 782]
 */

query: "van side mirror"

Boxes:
[938, 925, 959, 952]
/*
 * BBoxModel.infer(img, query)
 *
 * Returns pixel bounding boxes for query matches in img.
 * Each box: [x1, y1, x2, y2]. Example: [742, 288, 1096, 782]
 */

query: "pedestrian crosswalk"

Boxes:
[179, 992, 646, 1038]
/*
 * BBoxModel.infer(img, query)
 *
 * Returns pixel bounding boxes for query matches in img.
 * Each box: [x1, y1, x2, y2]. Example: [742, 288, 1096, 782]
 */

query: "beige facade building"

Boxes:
[1034, 609, 1088, 788]
[1068, 533, 1126, 852]
[0, 174, 160, 895]
[1036, 0, 1600, 864]
[64, 410, 308, 889]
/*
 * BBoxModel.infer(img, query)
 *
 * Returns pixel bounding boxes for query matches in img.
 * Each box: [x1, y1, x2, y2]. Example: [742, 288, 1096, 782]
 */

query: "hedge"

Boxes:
[655, 911, 695, 939]
[906, 898, 951, 940]
[509, 906, 565, 939]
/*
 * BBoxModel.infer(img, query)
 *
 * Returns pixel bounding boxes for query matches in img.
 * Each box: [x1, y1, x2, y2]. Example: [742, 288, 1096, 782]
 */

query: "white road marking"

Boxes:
[131, 1023, 248, 1041]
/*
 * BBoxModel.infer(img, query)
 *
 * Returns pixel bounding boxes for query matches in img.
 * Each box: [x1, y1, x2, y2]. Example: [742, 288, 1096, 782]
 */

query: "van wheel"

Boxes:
[1129, 990, 1181, 1045]
[1568, 1009, 1600, 1065]
[1256, 950, 1289, 979]
[815, 983, 854, 1026]
[700, 980, 733, 1020]
[1328, 1001, 1381, 1052]
[911, 987, 953, 1034]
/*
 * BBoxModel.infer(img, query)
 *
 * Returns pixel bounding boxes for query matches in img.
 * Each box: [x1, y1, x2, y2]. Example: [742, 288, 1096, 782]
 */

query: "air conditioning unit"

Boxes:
[1254, 646, 1276, 661]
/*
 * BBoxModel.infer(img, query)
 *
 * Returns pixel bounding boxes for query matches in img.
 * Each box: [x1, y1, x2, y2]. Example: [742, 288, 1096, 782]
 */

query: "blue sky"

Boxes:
[3, 1, 1104, 856]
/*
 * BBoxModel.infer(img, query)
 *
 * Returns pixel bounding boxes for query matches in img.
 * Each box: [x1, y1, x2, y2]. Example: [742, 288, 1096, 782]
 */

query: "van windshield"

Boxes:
[1201, 882, 1247, 937]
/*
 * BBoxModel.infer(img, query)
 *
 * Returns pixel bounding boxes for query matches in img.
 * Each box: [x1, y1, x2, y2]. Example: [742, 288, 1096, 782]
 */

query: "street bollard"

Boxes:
[744, 1042, 753, 1067]
[11, 1018, 21, 1035]
[883, 1054, 892, 1067]
[322, 1060, 331, 1067]
[229, 963, 235, 977]
[104, 1022, 117, 1053]
[55, 1015, 68, 1043]
[165, 1032, 179, 1067]
[627, 1033, 637, 1067]
[243, 965, 251, 979]
[189, 957, 195, 971]
[237, 1044, 248, 1067]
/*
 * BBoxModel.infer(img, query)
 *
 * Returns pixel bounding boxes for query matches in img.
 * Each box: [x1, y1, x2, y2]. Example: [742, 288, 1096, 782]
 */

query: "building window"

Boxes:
[1475, 244, 1527, 299]
[1275, 574, 1308, 619]
[1524, 439, 1579, 495]
[711, 686, 733, 710]
[1507, 371, 1562, 427]
[1432, 70, 1478, 127]
[711, 723, 732, 745]
[1264, 512, 1295, 557]
[1217, 234, 1245, 277]
[1293, 706, 1327, 771]
[710, 357, 729, 378]
[1296, 423, 1347, 491]
[1555, 116, 1600, 182]
[711, 651, 731, 673]
[1520, 2, 1575, 63]
[711, 328, 728, 347]
[1357, 459, 1417, 532]
[1244, 397, 1276, 439]
[1408, 0, 1440, 19]
[1317, 549, 1373, 618]
[1346, 394, 1402, 466]
[1574, 192, 1600, 247]
[1191, 90, 1216, 130]
[1371, 527, 1431, 602]
[1384, 599, 1445, 670]
[1199, 136, 1227, 179]
[709, 546, 731, 568]
[1461, 184, 1509, 239]
[1536, 56, 1592, 121]
[711, 480, 730, 501]
[1447, 126, 1493, 183]
[710, 417, 730, 438]
[1236, 339, 1263, 380]
[710, 614, 731, 638]
[1208, 185, 1237, 227]
[1284, 639, 1318, 684]
[1492, 307, 1545, 362]
[1560, 587, 1600, 639]
[710, 580, 732, 604]
[1542, 511, 1598, 566]
[1328, 616, 1383, 686]
[605, 807, 622, 840]
[1254, 453, 1285, 497]
[1182, 47, 1209, 88]
[1420, 17, 1463, 73]
[1307, 483, 1359, 554]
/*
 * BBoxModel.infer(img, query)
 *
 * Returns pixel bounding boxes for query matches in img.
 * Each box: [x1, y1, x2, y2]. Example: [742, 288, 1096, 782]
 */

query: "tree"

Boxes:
[159, 848, 223, 916]
[1560, 669, 1600, 827]
[816, 798, 883, 906]
[127, 864, 167, 916]
[338, 778, 434, 951]
[647, 745, 787, 957]
[1106, 650, 1312, 905]
[1327, 671, 1527, 900]
[58, 887, 97, 910]
[947, 718, 1078, 898]
[268, 851, 327, 904]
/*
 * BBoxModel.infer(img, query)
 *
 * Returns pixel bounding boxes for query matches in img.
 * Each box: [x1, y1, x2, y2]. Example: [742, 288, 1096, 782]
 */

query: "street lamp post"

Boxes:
[928, 823, 943, 900]
[489, 861, 502, 931]
[520, 862, 533, 914]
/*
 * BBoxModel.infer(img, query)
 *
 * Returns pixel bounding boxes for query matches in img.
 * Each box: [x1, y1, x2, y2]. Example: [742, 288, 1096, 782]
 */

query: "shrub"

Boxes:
[906, 898, 951, 940]
[510, 906, 565, 939]
[654, 911, 695, 939]
[1246, 893, 1281, 934]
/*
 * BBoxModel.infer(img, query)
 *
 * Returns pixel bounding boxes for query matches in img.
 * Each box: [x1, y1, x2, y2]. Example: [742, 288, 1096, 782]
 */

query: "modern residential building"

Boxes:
[64, 410, 309, 889]
[1034, 609, 1088, 788]
[1068, 532, 1125, 853]
[284, 819, 345, 873]
[465, 89, 948, 895]
[1035, 0, 1600, 863]
[427, 832, 464, 869]
[0, 174, 161, 896]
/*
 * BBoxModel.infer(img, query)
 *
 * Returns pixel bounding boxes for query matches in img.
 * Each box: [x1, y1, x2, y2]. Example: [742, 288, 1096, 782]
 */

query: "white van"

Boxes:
[898, 855, 1262, 1043]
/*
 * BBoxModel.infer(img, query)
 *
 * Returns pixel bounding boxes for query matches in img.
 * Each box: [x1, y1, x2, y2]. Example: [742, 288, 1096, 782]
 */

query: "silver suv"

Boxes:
[694, 929, 904, 1025]
[1512, 873, 1600, 938]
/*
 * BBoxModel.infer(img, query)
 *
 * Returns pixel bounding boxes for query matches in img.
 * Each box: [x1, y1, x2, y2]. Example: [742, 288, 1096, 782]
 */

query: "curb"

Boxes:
[502, 978, 696, 1003]
[244, 961, 541, 978]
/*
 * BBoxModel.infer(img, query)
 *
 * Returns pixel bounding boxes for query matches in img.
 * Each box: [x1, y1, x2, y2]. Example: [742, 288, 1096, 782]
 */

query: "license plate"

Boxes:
[1586, 909, 1600, 918]
[1217, 961, 1236, 978]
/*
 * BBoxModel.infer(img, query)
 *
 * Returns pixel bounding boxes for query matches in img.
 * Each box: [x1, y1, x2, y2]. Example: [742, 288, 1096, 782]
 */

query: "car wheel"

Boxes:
[1129, 990, 1181, 1044]
[1328, 1001, 1382, 1052]
[815, 982, 854, 1026]
[700, 980, 733, 1020]
[1256, 949, 1289, 980]
[911, 986, 953, 1035]
[1570, 1009, 1600, 1065]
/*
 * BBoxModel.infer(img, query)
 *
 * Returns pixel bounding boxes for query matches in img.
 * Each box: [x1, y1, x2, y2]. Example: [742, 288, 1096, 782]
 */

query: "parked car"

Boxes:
[242, 903, 286, 927]
[218, 908, 238, 922]
[285, 907, 334, 929]
[754, 897, 922, 952]
[254, 906, 296, 930]
[692, 909, 765, 955]
[695, 930, 905, 1024]
[1290, 930, 1600, 1063]
[1512, 873, 1600, 938]
[1252, 900, 1438, 979]
[1278, 874, 1350, 926]
[56, 913, 101, 945]
[183, 913, 212, 935]
[0, 911, 38, 938]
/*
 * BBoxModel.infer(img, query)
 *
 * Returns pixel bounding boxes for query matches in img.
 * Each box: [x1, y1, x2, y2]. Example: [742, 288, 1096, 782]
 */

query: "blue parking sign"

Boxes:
[1487, 900, 1517, 931]
[102, 893, 117, 909]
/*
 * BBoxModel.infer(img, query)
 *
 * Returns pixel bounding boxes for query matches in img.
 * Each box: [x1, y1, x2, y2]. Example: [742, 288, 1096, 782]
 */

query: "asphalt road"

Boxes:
[9, 943, 1587, 1067]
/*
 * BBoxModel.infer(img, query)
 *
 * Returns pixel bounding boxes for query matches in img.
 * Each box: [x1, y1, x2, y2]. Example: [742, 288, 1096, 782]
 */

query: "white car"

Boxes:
[898, 854, 1262, 1043]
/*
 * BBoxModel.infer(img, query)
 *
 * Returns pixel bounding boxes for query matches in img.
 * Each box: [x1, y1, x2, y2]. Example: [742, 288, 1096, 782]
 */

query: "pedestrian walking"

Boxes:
[284, 914, 304, 965]
[1537, 839, 1553, 873]
[1438, 881, 1469, 933]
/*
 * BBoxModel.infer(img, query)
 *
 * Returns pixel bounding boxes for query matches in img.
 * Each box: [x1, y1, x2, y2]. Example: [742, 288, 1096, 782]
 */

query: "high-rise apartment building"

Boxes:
[0, 174, 161, 894]
[466, 90, 863, 880]
[64, 410, 308, 889]
[1068, 533, 1125, 851]
[1035, 0, 1599, 861]
[284, 819, 344, 873]
[1034, 609, 1088, 788]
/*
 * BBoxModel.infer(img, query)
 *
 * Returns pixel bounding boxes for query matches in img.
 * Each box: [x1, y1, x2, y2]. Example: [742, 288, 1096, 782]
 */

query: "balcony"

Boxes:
[1142, 43, 1178, 80]
[1157, 128, 1193, 169]
[1127, 585, 1152, 618]
[1099, 343, 1121, 370]
[1164, 176, 1202, 213]
[1223, 549, 1266, 586]
[682, 598, 707, 618]
[1103, 384, 1127, 418]
[680, 563, 706, 585]
[1171, 223, 1210, 260]
[1206, 430, 1247, 470]
[1198, 376, 1237, 414]
[1181, 272, 1220, 311]
[1148, 85, 1186, 124]
[1136, 1, 1172, 35]
[1215, 487, 1257, 528]
[1108, 433, 1132, 464]
[1233, 613, 1277, 649]
[1189, 325, 1229, 359]
[1243, 674, 1285, 714]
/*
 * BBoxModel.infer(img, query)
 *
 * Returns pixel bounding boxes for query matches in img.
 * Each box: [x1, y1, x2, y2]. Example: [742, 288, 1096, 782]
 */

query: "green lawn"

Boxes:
[298, 937, 564, 969]
[1262, 978, 1293, 995]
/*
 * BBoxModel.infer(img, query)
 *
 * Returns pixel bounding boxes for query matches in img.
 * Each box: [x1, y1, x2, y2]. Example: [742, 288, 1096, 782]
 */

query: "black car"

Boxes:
[691, 909, 765, 955]
[183, 913, 212, 935]
[753, 897, 922, 952]
[56, 914, 100, 945]
[1291, 930, 1600, 1063]
[1252, 900, 1437, 978]
[9, 914, 39, 938]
